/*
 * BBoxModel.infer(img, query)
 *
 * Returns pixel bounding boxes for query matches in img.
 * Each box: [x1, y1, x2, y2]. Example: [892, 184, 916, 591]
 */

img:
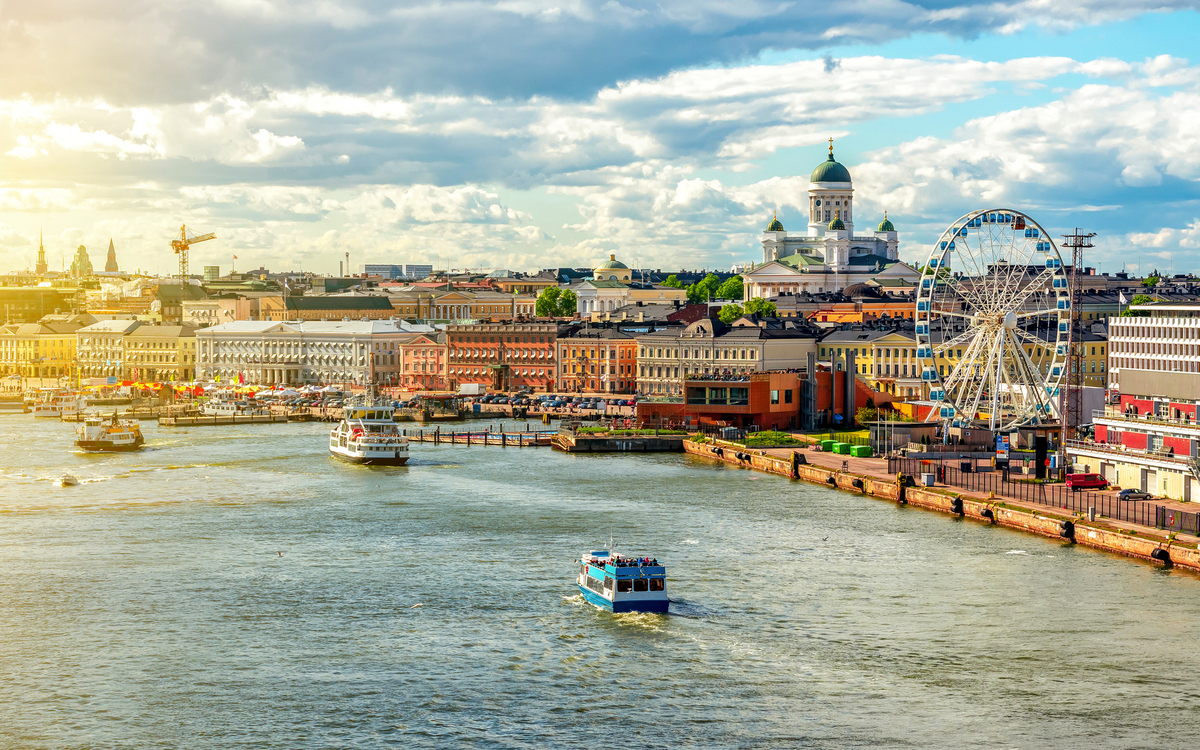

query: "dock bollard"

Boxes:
[1088, 506, 1096, 522]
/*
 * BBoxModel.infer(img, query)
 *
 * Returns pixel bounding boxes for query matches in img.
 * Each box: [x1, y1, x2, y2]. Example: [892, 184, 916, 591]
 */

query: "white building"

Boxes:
[196, 320, 412, 386]
[569, 255, 687, 314]
[742, 140, 919, 299]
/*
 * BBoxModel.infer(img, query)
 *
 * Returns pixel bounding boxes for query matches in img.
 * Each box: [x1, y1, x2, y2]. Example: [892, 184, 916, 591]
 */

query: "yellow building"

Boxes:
[123, 324, 200, 381]
[0, 321, 85, 378]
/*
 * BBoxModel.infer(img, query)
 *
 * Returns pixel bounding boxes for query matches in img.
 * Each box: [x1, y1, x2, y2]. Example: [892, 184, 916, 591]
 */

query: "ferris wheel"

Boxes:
[915, 208, 1069, 432]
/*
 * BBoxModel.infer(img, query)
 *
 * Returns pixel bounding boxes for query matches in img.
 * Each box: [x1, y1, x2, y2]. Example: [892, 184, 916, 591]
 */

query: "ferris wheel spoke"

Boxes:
[1016, 308, 1059, 319]
[933, 327, 977, 354]
[1007, 267, 1055, 310]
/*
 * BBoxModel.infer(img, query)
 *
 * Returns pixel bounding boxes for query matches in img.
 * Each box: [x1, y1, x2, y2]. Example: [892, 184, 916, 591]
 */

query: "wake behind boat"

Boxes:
[329, 401, 409, 466]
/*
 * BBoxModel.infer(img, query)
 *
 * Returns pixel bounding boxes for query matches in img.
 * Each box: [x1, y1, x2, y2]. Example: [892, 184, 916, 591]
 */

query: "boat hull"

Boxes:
[329, 449, 409, 466]
[75, 438, 144, 452]
[579, 585, 669, 614]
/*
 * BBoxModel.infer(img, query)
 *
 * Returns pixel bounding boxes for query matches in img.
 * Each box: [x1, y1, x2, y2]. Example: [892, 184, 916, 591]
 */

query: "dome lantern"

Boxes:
[810, 137, 852, 183]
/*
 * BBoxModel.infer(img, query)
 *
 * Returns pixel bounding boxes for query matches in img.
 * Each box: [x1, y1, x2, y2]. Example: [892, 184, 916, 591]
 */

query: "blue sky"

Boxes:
[1, 1, 1199, 278]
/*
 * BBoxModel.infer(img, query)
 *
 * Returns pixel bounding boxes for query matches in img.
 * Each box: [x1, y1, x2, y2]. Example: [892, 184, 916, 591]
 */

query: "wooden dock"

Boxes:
[400, 427, 555, 447]
[158, 414, 290, 427]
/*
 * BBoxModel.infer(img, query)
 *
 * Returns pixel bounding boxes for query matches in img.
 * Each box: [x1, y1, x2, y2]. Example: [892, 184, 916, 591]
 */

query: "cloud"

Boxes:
[0, 0, 1190, 105]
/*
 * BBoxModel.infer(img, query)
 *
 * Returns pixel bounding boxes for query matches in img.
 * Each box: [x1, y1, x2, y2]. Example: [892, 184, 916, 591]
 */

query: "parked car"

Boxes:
[1118, 488, 1151, 501]
[1065, 473, 1108, 491]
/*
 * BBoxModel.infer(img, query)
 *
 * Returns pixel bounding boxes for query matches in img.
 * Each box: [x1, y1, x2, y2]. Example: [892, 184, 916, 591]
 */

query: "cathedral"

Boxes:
[742, 140, 918, 298]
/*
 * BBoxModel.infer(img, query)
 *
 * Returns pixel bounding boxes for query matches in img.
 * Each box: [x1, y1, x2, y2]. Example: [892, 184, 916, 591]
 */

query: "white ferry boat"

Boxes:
[202, 399, 244, 417]
[75, 413, 145, 452]
[329, 402, 409, 466]
[578, 549, 668, 613]
[32, 401, 63, 418]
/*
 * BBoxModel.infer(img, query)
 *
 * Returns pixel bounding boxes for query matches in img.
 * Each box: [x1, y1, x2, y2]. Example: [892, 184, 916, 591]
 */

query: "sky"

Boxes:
[3, 0, 1200, 278]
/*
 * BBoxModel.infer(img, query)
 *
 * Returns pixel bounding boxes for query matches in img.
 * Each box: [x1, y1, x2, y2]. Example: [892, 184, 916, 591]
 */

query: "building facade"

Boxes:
[636, 317, 819, 397]
[1067, 304, 1200, 501]
[196, 320, 414, 385]
[557, 328, 638, 393]
[123, 324, 199, 381]
[445, 322, 563, 392]
[0, 321, 83, 378]
[387, 289, 537, 321]
[395, 332, 448, 391]
[261, 295, 397, 321]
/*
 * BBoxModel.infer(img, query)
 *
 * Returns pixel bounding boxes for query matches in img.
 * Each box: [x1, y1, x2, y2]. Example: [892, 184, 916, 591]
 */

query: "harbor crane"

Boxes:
[171, 224, 215, 280]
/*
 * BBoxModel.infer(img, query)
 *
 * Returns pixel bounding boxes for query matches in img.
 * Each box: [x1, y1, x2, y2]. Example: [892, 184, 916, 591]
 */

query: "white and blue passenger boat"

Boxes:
[577, 550, 668, 614]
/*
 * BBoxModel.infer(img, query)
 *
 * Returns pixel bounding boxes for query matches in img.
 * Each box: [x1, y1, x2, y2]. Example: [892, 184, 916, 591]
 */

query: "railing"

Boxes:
[1094, 407, 1200, 430]
[1066, 439, 1192, 466]
[888, 457, 1161, 528]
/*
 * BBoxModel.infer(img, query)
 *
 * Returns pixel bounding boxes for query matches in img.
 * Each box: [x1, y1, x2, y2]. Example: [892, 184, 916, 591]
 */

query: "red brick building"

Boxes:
[446, 321, 567, 392]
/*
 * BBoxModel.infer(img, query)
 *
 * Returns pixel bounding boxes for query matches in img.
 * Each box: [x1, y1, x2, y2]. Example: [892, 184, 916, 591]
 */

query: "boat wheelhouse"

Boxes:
[578, 550, 668, 614]
[329, 401, 409, 466]
[32, 401, 63, 418]
[75, 414, 145, 452]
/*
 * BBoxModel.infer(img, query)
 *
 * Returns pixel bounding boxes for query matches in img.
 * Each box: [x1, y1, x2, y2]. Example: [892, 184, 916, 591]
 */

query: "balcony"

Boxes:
[1066, 439, 1193, 466]
[1094, 407, 1200, 432]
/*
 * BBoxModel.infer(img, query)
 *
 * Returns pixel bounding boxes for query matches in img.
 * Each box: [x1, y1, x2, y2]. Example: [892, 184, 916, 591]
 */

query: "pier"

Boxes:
[400, 425, 555, 447]
[158, 414, 291, 427]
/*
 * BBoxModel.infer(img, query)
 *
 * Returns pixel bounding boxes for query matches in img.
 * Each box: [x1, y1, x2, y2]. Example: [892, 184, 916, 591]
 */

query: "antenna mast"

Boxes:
[1060, 228, 1095, 451]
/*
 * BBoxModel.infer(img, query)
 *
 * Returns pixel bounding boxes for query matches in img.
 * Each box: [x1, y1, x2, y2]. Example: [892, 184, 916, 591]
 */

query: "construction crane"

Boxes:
[170, 224, 215, 280]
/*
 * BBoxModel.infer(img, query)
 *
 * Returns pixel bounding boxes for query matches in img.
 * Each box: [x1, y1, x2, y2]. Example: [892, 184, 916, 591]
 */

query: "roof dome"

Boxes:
[828, 216, 845, 231]
[767, 212, 784, 232]
[811, 139, 852, 183]
[598, 254, 628, 270]
[843, 283, 880, 299]
[877, 211, 895, 232]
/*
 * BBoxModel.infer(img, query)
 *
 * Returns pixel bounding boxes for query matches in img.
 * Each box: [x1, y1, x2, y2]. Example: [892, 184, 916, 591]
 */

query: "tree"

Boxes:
[1142, 275, 1160, 288]
[557, 289, 578, 316]
[536, 287, 562, 317]
[687, 273, 722, 303]
[662, 275, 685, 289]
[718, 303, 744, 324]
[1120, 293, 1155, 317]
[716, 276, 744, 300]
[744, 298, 777, 317]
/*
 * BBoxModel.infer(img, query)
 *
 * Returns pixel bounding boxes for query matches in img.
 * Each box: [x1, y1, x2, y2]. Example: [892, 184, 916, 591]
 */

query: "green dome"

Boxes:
[828, 216, 845, 231]
[811, 152, 852, 183]
[877, 215, 895, 232]
[767, 214, 784, 232]
[598, 254, 628, 269]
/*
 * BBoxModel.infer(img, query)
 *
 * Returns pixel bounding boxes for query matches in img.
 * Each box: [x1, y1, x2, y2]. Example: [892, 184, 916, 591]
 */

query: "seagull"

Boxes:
[821, 537, 828, 541]
[276, 551, 283, 557]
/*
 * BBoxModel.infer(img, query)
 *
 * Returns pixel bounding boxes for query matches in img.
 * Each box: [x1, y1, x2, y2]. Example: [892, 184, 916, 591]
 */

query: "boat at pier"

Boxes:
[329, 402, 409, 466]
[75, 413, 145, 452]
[578, 549, 668, 613]
[32, 401, 63, 418]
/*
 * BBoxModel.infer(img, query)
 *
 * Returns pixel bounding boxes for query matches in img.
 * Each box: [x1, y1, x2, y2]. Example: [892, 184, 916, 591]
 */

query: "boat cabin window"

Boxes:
[616, 580, 632, 593]
[633, 579, 648, 592]
[603, 576, 613, 591]
[648, 579, 664, 592]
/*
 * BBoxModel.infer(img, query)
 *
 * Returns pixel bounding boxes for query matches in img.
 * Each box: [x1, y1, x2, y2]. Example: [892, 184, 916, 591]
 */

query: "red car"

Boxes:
[1066, 473, 1108, 491]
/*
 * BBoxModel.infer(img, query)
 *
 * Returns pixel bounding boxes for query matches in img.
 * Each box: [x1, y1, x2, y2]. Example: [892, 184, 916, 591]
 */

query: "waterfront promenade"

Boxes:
[685, 437, 1200, 568]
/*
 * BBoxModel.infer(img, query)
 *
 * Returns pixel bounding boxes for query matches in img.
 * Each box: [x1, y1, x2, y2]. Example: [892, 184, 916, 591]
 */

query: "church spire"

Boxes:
[35, 230, 47, 275]
[105, 238, 119, 273]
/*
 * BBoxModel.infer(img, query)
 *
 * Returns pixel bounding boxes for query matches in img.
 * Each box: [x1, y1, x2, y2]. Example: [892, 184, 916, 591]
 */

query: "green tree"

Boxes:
[662, 275, 685, 289]
[718, 303, 744, 324]
[744, 298, 777, 317]
[536, 287, 562, 317]
[1142, 275, 1160, 288]
[1120, 293, 1155, 317]
[557, 289, 578, 316]
[686, 273, 722, 303]
[856, 406, 878, 424]
[716, 276, 744, 300]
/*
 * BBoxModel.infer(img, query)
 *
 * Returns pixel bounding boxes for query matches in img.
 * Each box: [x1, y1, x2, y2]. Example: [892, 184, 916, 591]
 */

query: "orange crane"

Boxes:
[170, 224, 215, 280]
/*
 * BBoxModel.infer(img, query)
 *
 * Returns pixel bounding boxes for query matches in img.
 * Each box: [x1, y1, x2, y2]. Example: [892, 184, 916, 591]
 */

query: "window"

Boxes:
[785, 389, 793, 404]
[771, 389, 779, 405]
[633, 579, 648, 592]
[616, 580, 632, 593]
[649, 579, 665, 591]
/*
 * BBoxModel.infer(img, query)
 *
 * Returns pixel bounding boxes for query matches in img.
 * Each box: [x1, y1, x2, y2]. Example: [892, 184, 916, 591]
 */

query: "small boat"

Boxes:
[578, 549, 668, 613]
[329, 401, 409, 466]
[58, 473, 80, 487]
[201, 399, 246, 417]
[75, 413, 145, 452]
